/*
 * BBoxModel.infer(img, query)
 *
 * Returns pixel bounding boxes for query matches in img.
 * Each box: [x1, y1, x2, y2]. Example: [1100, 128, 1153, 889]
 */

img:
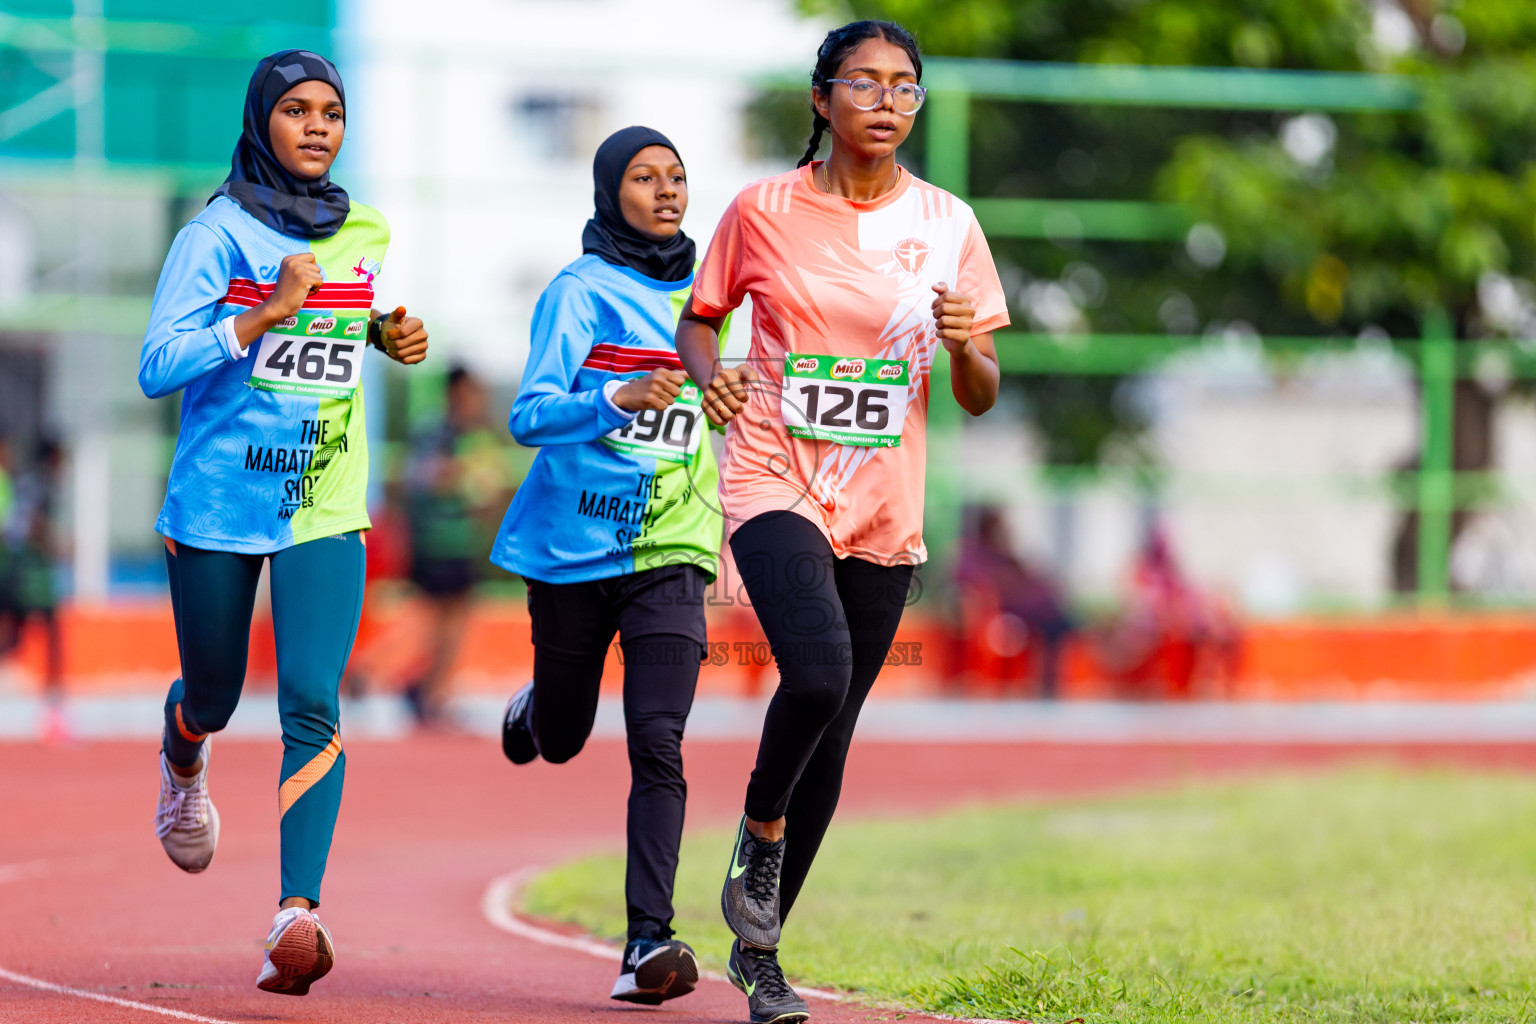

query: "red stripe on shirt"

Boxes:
[582, 343, 683, 372]
[221, 277, 374, 310]
[226, 278, 373, 297]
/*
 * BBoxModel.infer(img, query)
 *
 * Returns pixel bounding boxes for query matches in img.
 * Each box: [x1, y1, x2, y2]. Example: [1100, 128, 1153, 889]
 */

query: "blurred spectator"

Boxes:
[340, 484, 411, 701]
[953, 506, 1075, 698]
[1097, 524, 1242, 698]
[400, 367, 515, 726]
[0, 437, 66, 740]
[0, 438, 12, 527]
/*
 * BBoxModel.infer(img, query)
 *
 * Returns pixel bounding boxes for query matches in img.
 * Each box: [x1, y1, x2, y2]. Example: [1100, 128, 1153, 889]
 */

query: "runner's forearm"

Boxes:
[948, 334, 1000, 416]
[676, 313, 725, 389]
[232, 304, 287, 349]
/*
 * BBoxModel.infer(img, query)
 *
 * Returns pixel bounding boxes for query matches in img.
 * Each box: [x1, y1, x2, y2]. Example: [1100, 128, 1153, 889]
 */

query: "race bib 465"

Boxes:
[247, 313, 369, 400]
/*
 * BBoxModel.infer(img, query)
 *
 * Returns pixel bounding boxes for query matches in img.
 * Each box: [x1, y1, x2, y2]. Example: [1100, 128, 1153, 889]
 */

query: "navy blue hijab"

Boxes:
[582, 126, 696, 283]
[212, 50, 350, 240]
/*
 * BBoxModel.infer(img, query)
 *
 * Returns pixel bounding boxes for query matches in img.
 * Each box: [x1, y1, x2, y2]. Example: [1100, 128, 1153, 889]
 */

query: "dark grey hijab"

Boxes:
[211, 50, 350, 239]
[581, 126, 695, 283]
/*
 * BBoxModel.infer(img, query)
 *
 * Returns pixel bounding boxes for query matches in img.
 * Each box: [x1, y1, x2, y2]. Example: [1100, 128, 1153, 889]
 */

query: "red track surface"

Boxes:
[5, 736, 1536, 1022]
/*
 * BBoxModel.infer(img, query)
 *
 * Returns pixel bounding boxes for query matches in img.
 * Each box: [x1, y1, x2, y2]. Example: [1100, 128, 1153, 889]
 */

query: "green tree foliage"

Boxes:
[1156, 5, 1536, 333]
[802, 1, 1536, 586]
[813, 0, 1370, 69]
[807, 0, 1536, 350]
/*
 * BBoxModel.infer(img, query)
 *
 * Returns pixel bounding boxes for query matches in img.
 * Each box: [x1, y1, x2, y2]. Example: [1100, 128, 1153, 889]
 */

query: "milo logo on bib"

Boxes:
[781, 352, 912, 448]
[307, 316, 337, 336]
[345, 319, 366, 337]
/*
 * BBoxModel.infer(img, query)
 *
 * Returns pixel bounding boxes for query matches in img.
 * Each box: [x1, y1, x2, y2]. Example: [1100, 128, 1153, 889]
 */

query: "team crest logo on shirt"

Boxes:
[352, 256, 381, 283]
[892, 237, 931, 275]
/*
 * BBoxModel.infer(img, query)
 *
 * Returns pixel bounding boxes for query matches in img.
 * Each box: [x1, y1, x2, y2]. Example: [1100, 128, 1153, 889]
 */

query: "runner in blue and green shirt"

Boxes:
[139, 50, 429, 997]
[492, 126, 725, 1006]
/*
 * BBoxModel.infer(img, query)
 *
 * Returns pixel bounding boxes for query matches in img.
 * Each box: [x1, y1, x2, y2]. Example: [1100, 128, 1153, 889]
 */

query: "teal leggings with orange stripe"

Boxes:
[161, 532, 366, 905]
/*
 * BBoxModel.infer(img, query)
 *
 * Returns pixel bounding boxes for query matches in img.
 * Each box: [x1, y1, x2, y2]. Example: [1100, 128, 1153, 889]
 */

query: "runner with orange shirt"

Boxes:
[674, 20, 1009, 1024]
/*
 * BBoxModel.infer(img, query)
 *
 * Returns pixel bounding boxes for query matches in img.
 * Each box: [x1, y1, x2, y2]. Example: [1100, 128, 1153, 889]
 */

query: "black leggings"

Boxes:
[731, 511, 913, 924]
[526, 566, 706, 940]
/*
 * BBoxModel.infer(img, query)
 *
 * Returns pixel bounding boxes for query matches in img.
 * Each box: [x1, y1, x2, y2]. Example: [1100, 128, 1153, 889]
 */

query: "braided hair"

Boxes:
[798, 20, 923, 168]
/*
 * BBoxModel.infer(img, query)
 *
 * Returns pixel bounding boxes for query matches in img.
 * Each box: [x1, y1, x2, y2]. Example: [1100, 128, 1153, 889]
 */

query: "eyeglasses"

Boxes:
[825, 78, 927, 115]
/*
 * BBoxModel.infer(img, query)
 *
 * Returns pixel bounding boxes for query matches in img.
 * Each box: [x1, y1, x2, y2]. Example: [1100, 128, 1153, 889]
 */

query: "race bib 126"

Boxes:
[602, 384, 706, 464]
[782, 354, 910, 447]
[247, 312, 369, 400]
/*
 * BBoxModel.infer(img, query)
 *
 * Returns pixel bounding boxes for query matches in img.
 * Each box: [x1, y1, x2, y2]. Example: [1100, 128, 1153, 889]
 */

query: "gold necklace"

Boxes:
[822, 161, 898, 199]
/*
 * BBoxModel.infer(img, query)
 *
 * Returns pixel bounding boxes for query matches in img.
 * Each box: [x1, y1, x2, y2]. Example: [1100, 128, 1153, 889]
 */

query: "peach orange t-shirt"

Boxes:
[691, 162, 1009, 564]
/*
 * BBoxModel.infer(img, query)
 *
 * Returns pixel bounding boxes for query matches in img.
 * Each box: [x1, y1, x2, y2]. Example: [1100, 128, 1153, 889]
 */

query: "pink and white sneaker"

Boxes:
[256, 906, 335, 996]
[154, 742, 219, 873]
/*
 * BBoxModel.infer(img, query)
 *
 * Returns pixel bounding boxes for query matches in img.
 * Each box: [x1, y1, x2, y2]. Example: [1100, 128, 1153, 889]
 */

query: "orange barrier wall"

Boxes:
[1, 598, 943, 698]
[5, 600, 1536, 700]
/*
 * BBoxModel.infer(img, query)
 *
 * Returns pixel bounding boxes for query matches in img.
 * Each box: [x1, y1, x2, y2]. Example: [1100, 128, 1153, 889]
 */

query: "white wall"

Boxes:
[961, 348, 1436, 613]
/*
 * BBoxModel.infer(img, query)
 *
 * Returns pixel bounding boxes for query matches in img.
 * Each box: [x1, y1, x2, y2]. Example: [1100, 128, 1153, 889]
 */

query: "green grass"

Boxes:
[523, 768, 1536, 1023]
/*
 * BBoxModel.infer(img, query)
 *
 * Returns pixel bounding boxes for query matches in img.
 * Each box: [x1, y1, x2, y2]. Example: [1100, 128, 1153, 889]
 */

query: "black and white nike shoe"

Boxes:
[500, 682, 538, 765]
[727, 941, 809, 1023]
[721, 815, 785, 948]
[610, 935, 699, 1005]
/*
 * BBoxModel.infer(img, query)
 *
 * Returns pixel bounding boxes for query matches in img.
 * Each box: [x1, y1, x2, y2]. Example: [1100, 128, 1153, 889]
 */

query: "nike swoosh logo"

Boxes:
[729, 819, 750, 879]
[744, 980, 756, 996]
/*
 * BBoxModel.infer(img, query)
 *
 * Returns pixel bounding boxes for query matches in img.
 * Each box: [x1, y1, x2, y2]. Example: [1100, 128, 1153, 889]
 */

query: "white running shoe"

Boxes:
[256, 906, 336, 996]
[154, 741, 220, 873]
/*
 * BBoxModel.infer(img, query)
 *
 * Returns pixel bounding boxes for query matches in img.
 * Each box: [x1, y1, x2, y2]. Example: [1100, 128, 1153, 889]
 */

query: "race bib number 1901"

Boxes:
[782, 353, 910, 447]
[247, 312, 369, 400]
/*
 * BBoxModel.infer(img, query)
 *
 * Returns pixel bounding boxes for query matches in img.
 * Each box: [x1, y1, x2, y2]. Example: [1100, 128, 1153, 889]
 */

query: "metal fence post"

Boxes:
[1417, 308, 1454, 603]
[924, 87, 971, 194]
[922, 90, 972, 592]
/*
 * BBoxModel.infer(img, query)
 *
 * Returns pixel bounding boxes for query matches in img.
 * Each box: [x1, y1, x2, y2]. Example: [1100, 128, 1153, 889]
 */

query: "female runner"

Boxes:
[139, 50, 428, 995]
[675, 21, 1009, 1024]
[492, 126, 723, 1005]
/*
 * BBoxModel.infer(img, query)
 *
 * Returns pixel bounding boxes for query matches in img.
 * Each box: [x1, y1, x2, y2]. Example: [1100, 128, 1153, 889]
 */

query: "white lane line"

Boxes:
[0, 859, 50, 885]
[480, 867, 844, 1000]
[480, 868, 626, 962]
[481, 867, 1010, 1024]
[0, 965, 241, 1024]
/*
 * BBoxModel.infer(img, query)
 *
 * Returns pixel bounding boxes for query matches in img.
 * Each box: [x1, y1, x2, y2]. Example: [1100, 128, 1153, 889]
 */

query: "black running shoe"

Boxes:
[403, 681, 428, 724]
[609, 935, 699, 1005]
[500, 683, 538, 765]
[727, 941, 809, 1024]
[721, 815, 785, 948]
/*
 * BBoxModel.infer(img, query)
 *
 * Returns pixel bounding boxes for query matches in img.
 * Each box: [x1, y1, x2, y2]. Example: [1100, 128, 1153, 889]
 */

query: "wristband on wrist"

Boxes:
[367, 314, 393, 357]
